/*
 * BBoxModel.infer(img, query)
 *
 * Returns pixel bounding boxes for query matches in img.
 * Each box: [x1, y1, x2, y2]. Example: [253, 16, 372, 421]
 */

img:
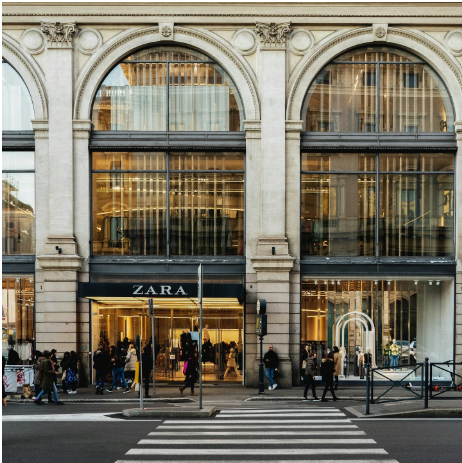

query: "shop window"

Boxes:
[2, 276, 35, 362]
[302, 47, 454, 133]
[301, 153, 454, 257]
[2, 151, 35, 255]
[91, 46, 244, 131]
[92, 152, 244, 257]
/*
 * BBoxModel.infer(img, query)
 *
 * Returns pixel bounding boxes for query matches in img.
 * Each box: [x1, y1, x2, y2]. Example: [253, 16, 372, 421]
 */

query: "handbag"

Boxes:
[302, 360, 307, 370]
[62, 370, 66, 381]
[134, 382, 140, 392]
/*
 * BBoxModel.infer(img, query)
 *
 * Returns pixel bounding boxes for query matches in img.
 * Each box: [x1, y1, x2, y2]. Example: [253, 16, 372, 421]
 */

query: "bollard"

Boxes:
[365, 362, 371, 415]
[424, 357, 429, 409]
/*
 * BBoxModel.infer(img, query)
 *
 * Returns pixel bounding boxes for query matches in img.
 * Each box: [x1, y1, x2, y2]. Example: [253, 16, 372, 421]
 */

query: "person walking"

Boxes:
[124, 344, 137, 386]
[33, 351, 45, 398]
[333, 346, 342, 390]
[107, 348, 130, 393]
[179, 354, 198, 396]
[65, 351, 79, 394]
[60, 352, 71, 394]
[320, 352, 338, 402]
[263, 345, 279, 390]
[2, 355, 6, 406]
[141, 345, 153, 398]
[34, 351, 64, 405]
[303, 351, 319, 401]
[93, 343, 110, 395]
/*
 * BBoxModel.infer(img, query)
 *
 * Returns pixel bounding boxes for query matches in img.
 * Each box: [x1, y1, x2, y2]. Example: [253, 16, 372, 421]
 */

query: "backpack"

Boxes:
[183, 360, 189, 375]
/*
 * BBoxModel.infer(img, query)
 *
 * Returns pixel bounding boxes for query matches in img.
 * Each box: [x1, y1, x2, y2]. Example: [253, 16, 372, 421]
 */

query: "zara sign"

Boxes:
[132, 284, 188, 296]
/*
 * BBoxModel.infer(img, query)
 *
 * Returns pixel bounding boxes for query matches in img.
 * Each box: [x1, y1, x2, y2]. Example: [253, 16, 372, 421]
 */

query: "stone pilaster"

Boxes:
[455, 121, 462, 384]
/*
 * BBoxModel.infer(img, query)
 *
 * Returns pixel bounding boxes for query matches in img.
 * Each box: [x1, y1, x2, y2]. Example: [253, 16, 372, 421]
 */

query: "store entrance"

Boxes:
[90, 296, 243, 383]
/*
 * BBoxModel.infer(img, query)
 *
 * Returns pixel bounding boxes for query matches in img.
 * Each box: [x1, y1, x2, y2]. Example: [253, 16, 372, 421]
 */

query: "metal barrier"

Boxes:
[429, 361, 462, 399]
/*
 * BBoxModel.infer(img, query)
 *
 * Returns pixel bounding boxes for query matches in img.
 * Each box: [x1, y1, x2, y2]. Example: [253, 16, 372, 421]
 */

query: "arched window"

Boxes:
[302, 47, 454, 133]
[2, 60, 34, 130]
[92, 46, 244, 131]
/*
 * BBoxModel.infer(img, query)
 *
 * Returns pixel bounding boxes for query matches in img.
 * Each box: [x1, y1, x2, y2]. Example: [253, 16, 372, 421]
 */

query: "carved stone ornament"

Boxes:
[375, 27, 386, 38]
[40, 22, 76, 47]
[373, 24, 388, 41]
[255, 22, 291, 48]
[444, 30, 462, 57]
[161, 26, 172, 37]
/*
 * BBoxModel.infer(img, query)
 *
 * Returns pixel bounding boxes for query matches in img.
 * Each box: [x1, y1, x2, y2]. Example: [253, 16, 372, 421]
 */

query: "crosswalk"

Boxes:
[115, 405, 399, 463]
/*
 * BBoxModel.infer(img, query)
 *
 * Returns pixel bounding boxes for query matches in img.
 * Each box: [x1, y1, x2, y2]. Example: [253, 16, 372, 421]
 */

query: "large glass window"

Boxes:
[92, 152, 244, 256]
[92, 46, 243, 131]
[2, 276, 35, 363]
[2, 60, 34, 131]
[301, 153, 453, 257]
[2, 151, 35, 255]
[302, 47, 454, 133]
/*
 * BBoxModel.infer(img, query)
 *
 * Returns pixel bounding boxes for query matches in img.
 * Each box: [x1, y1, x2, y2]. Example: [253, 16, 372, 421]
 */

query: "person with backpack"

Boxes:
[60, 352, 71, 394]
[93, 343, 110, 395]
[320, 352, 338, 402]
[106, 347, 130, 393]
[179, 354, 197, 396]
[65, 351, 79, 394]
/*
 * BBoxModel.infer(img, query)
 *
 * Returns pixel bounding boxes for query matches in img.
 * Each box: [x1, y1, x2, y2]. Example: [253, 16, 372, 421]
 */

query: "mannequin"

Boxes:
[354, 347, 360, 376]
[390, 339, 399, 371]
[364, 347, 372, 367]
[359, 347, 365, 379]
[224, 348, 239, 378]
[203, 324, 210, 342]
[383, 342, 390, 370]
[342, 347, 348, 376]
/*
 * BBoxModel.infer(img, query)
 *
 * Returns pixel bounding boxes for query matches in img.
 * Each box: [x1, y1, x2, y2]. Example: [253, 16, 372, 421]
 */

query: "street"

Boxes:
[3, 400, 462, 463]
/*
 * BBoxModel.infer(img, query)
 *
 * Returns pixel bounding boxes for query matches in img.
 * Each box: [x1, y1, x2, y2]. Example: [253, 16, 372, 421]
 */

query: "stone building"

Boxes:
[2, 2, 462, 387]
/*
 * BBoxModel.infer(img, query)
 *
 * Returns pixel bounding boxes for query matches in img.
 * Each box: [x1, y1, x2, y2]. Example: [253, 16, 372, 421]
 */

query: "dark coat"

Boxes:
[263, 350, 278, 369]
[320, 358, 335, 382]
[7, 348, 20, 365]
[184, 357, 198, 383]
[305, 358, 317, 377]
[93, 350, 110, 371]
[40, 359, 56, 390]
[141, 350, 153, 377]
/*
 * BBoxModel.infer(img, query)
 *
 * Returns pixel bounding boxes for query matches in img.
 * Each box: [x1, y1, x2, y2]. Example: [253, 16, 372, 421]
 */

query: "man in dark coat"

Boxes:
[179, 354, 197, 396]
[93, 343, 110, 395]
[6, 345, 20, 365]
[320, 352, 338, 402]
[141, 345, 153, 398]
[263, 345, 279, 390]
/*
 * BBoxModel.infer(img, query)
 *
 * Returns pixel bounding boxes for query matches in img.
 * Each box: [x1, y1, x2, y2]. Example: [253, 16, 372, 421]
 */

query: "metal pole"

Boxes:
[371, 366, 374, 404]
[424, 357, 429, 409]
[139, 334, 143, 409]
[366, 362, 370, 415]
[151, 310, 156, 398]
[258, 335, 265, 394]
[198, 263, 203, 410]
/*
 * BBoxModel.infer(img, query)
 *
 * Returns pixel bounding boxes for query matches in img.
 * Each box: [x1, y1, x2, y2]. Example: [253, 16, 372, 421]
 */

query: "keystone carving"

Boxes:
[375, 27, 386, 38]
[255, 22, 291, 48]
[41, 22, 76, 46]
[161, 26, 172, 37]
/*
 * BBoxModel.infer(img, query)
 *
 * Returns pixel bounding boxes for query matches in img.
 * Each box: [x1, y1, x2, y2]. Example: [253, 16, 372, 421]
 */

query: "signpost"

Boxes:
[255, 299, 267, 394]
[148, 298, 156, 398]
[198, 263, 203, 410]
[135, 334, 143, 408]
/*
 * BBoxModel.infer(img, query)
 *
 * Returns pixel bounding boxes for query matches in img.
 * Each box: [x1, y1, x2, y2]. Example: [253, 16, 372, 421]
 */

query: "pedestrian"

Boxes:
[320, 352, 338, 402]
[300, 345, 308, 384]
[93, 343, 110, 395]
[179, 354, 197, 396]
[2, 355, 6, 406]
[6, 345, 20, 365]
[60, 352, 71, 393]
[263, 344, 279, 390]
[303, 351, 319, 401]
[106, 347, 130, 393]
[49, 349, 61, 403]
[333, 346, 342, 390]
[141, 345, 153, 398]
[34, 351, 64, 405]
[124, 343, 137, 385]
[65, 351, 79, 394]
[33, 351, 45, 398]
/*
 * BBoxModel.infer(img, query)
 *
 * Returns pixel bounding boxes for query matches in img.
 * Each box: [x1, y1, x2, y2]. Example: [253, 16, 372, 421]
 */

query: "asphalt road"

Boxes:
[3, 401, 462, 463]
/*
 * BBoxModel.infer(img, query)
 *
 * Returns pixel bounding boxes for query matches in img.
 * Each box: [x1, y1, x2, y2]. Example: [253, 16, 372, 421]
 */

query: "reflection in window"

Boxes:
[302, 47, 454, 133]
[92, 46, 243, 131]
[92, 152, 244, 257]
[2, 61, 34, 131]
[2, 152, 35, 255]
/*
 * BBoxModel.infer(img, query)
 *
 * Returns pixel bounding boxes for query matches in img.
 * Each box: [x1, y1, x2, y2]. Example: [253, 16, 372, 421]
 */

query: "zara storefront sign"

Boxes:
[132, 284, 187, 296]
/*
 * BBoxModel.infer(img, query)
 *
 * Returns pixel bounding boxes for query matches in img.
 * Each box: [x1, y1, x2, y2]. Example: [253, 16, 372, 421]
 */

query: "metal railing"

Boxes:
[429, 361, 462, 399]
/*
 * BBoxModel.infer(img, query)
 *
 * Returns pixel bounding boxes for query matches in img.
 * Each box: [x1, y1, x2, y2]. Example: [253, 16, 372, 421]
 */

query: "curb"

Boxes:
[122, 405, 216, 418]
[345, 406, 462, 419]
[7, 397, 195, 404]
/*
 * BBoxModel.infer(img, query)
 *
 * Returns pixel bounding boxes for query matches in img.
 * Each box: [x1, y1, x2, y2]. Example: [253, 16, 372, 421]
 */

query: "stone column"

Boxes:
[36, 22, 82, 356]
[455, 121, 462, 383]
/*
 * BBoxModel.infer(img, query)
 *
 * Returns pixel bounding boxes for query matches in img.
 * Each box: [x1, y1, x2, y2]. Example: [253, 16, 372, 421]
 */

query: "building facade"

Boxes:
[2, 2, 462, 387]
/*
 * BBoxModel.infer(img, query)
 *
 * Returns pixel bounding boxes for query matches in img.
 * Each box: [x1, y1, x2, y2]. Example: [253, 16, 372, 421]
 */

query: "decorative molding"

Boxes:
[20, 28, 46, 54]
[41, 21, 76, 47]
[232, 29, 258, 55]
[287, 27, 372, 119]
[255, 22, 291, 48]
[77, 28, 102, 55]
[285, 120, 303, 133]
[243, 120, 261, 139]
[31, 119, 49, 139]
[373, 24, 388, 41]
[161, 26, 172, 37]
[2, 34, 48, 119]
[455, 121, 462, 140]
[444, 30, 462, 57]
[159, 23, 174, 41]
[289, 29, 314, 55]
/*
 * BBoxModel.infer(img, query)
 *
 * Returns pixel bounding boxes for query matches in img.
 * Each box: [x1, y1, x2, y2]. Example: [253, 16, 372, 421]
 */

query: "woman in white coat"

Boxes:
[124, 344, 137, 385]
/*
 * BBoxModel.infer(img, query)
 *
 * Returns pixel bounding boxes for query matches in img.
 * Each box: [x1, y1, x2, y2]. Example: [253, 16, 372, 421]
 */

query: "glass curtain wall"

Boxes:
[301, 278, 453, 375]
[2, 276, 35, 362]
[302, 47, 454, 133]
[301, 153, 454, 257]
[92, 46, 243, 131]
[92, 152, 244, 256]
[2, 151, 35, 255]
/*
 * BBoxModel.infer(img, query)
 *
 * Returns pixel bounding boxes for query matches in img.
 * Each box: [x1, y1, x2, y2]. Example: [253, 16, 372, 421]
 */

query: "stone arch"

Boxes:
[74, 26, 260, 121]
[287, 27, 462, 122]
[2, 33, 48, 120]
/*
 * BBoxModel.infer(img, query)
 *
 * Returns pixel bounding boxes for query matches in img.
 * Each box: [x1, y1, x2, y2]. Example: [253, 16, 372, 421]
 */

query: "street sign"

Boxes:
[256, 299, 266, 315]
[256, 313, 267, 337]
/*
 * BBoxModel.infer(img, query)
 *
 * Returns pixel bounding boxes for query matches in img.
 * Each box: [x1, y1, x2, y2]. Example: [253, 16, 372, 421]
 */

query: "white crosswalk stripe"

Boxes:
[116, 405, 399, 463]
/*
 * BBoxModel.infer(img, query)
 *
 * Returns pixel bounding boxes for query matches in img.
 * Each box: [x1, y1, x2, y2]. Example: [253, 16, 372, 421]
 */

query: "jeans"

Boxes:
[95, 370, 106, 388]
[390, 355, 399, 370]
[111, 367, 128, 389]
[303, 374, 316, 398]
[36, 383, 58, 403]
[265, 368, 275, 387]
[383, 355, 390, 368]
